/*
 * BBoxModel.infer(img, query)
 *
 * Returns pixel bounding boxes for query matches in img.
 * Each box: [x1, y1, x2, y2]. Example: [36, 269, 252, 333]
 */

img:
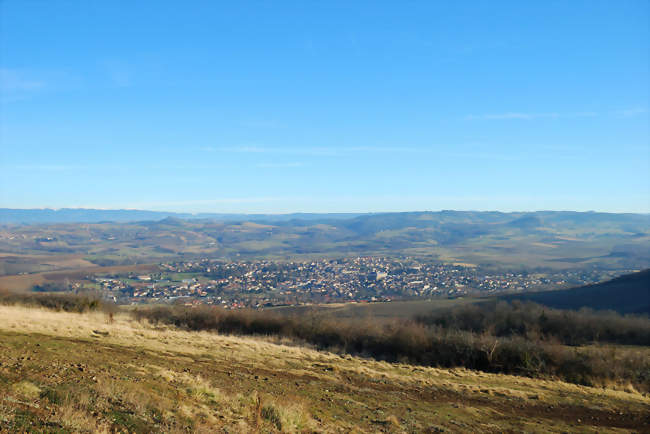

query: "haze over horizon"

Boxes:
[3, 207, 650, 215]
[1, 1, 649, 213]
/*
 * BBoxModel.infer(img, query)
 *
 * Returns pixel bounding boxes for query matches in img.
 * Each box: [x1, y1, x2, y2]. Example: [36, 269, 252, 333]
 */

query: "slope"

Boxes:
[1, 305, 649, 432]
[502, 269, 650, 314]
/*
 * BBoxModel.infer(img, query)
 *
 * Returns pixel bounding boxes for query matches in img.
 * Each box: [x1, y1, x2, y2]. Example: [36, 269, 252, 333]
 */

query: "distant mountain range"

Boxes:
[0, 208, 362, 224]
[1, 207, 648, 225]
[502, 269, 650, 314]
[0, 209, 648, 270]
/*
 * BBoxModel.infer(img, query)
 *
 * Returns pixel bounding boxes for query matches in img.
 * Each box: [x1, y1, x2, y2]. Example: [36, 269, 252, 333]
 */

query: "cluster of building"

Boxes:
[89, 257, 618, 308]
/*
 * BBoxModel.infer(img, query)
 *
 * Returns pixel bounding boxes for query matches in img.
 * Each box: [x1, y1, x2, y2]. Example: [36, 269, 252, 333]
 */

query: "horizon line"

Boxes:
[1, 207, 649, 216]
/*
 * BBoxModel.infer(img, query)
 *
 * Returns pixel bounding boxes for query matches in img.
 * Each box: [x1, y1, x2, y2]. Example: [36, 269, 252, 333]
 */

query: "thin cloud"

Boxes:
[0, 68, 45, 103]
[202, 145, 426, 156]
[201, 146, 271, 154]
[240, 120, 284, 129]
[13, 164, 83, 172]
[0, 68, 45, 92]
[255, 162, 304, 168]
[98, 60, 132, 87]
[465, 112, 597, 120]
[616, 107, 647, 118]
[0, 68, 83, 103]
[8, 163, 133, 172]
[540, 144, 588, 151]
[345, 146, 422, 153]
[129, 196, 308, 209]
[442, 152, 522, 161]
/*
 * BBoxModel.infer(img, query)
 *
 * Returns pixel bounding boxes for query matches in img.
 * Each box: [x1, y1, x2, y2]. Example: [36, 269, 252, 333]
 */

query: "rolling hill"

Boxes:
[502, 269, 650, 314]
[1, 211, 648, 273]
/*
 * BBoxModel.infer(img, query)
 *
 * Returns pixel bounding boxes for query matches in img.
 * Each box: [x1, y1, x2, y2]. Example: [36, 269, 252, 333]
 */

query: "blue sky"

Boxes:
[1, 1, 648, 213]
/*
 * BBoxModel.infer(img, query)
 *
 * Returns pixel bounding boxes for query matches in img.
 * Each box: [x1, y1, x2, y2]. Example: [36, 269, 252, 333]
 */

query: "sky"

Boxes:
[1, 0, 648, 213]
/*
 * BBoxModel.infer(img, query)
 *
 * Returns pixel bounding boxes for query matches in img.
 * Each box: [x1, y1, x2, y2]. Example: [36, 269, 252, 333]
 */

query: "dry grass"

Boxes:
[0, 305, 648, 432]
[11, 381, 41, 400]
[133, 303, 650, 391]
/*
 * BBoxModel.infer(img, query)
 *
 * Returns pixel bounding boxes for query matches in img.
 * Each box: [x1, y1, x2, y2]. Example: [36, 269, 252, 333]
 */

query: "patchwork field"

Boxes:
[1, 305, 648, 433]
[1, 211, 648, 277]
[0, 263, 158, 292]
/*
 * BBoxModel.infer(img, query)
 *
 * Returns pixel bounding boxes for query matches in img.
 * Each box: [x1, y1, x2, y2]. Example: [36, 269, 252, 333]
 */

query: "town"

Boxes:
[76, 257, 626, 309]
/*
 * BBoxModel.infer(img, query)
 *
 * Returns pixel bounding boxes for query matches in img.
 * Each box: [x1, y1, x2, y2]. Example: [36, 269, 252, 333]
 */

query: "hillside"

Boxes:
[1, 304, 649, 432]
[502, 269, 650, 314]
[1, 211, 649, 273]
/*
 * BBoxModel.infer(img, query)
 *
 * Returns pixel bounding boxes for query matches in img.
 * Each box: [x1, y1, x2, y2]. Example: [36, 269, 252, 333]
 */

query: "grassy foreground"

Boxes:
[1, 305, 649, 433]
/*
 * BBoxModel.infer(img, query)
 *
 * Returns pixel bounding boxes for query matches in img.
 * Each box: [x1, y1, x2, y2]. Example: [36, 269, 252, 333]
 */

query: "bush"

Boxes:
[130, 304, 650, 392]
[261, 405, 282, 431]
[416, 301, 650, 346]
[0, 290, 114, 314]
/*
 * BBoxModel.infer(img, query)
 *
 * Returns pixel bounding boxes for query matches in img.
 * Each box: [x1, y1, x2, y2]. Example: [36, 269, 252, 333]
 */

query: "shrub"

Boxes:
[0, 290, 114, 314]
[416, 301, 650, 346]
[130, 304, 650, 391]
[261, 404, 282, 431]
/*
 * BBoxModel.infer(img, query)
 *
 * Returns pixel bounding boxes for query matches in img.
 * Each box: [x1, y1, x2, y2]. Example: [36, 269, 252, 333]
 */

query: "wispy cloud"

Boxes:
[539, 144, 588, 151]
[255, 162, 304, 168]
[441, 152, 523, 161]
[13, 164, 84, 172]
[7, 161, 305, 172]
[0, 68, 46, 103]
[0, 68, 45, 91]
[615, 107, 647, 118]
[201, 145, 425, 156]
[128, 196, 307, 209]
[0, 68, 85, 103]
[199, 144, 588, 161]
[209, 145, 272, 153]
[345, 146, 422, 153]
[98, 60, 132, 87]
[465, 112, 597, 120]
[240, 120, 284, 129]
[8, 163, 140, 172]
